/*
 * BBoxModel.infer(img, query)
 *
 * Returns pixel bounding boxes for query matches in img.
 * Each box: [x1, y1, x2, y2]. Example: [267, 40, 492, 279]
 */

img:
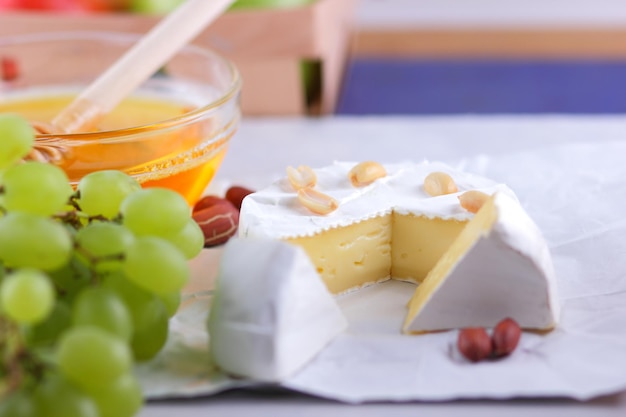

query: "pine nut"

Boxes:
[458, 190, 490, 213]
[348, 161, 387, 187]
[297, 187, 338, 215]
[423, 172, 458, 196]
[286, 165, 317, 190]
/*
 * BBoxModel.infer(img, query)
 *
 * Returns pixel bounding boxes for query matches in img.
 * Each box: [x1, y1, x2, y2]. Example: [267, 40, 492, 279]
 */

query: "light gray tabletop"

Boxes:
[141, 115, 626, 416]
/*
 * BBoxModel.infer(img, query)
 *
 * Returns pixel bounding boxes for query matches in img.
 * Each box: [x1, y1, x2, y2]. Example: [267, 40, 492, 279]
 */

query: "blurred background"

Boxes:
[3, 0, 626, 116]
[345, 0, 626, 115]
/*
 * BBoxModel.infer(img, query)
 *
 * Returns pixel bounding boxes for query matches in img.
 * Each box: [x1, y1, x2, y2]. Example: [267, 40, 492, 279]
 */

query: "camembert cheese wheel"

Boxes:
[239, 161, 559, 332]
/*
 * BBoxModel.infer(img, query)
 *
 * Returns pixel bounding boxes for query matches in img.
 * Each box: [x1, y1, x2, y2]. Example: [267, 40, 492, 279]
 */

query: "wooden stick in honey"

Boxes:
[52, 0, 235, 134]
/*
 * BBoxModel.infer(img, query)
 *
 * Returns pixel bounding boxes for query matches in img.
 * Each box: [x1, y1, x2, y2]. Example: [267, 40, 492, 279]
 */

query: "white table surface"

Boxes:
[141, 114, 626, 416]
[355, 0, 626, 29]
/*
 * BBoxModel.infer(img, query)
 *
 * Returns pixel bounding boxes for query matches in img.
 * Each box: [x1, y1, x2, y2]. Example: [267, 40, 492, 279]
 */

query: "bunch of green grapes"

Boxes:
[0, 113, 204, 417]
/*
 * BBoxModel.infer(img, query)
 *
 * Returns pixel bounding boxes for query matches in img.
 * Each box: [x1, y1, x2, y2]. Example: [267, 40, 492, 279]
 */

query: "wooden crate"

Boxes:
[0, 0, 357, 115]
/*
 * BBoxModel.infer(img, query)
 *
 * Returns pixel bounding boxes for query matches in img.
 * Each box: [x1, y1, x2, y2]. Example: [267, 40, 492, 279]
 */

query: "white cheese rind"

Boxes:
[239, 161, 515, 239]
[208, 238, 348, 382]
[404, 193, 560, 332]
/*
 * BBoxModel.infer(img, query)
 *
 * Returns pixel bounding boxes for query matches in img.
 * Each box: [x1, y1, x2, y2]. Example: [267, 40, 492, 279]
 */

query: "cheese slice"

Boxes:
[404, 192, 560, 333]
[208, 237, 347, 381]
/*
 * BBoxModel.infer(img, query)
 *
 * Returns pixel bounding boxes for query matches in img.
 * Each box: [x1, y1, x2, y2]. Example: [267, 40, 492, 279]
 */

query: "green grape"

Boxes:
[0, 268, 55, 325]
[1, 161, 73, 216]
[57, 326, 132, 390]
[0, 113, 34, 170]
[102, 270, 152, 307]
[34, 377, 98, 417]
[25, 301, 71, 347]
[129, 295, 169, 361]
[72, 287, 133, 341]
[160, 290, 181, 317]
[75, 222, 134, 271]
[77, 170, 141, 218]
[103, 272, 170, 361]
[165, 217, 204, 259]
[0, 390, 37, 417]
[120, 187, 190, 237]
[83, 373, 143, 417]
[48, 254, 92, 302]
[130, 0, 184, 14]
[0, 212, 72, 271]
[123, 236, 189, 295]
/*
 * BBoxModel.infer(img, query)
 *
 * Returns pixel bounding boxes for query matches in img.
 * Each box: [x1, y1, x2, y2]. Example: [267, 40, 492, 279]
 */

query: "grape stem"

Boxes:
[73, 244, 125, 285]
[1, 317, 24, 397]
[0, 315, 45, 398]
[70, 190, 125, 224]
[53, 209, 89, 229]
[54, 208, 115, 227]
[68, 192, 81, 211]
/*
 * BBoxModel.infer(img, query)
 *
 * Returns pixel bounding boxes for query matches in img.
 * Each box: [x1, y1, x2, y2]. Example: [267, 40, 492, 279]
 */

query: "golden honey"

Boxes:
[0, 93, 233, 205]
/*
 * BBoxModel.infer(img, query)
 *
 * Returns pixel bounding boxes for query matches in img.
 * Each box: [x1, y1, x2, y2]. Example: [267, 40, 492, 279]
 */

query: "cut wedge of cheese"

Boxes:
[404, 192, 559, 333]
[239, 161, 515, 295]
[239, 161, 559, 334]
[208, 237, 347, 381]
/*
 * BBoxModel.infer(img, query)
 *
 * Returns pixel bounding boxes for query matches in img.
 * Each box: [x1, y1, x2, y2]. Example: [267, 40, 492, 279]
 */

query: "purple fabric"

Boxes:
[337, 59, 626, 114]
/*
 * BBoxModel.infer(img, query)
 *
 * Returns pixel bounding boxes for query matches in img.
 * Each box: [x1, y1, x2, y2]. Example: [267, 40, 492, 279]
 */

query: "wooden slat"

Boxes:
[0, 0, 355, 61]
[352, 29, 626, 59]
[0, 9, 316, 60]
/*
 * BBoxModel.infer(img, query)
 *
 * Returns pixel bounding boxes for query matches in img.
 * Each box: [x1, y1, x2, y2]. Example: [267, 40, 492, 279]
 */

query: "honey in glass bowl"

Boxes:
[0, 31, 242, 205]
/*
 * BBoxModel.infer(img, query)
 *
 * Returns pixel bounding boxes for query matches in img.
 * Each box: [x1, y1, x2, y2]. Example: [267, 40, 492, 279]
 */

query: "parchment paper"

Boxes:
[138, 140, 626, 403]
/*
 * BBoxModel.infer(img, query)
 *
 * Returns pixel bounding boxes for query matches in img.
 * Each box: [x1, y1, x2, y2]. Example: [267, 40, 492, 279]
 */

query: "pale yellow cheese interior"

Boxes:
[288, 212, 466, 294]
[404, 197, 498, 330]
[288, 216, 392, 294]
[392, 214, 466, 282]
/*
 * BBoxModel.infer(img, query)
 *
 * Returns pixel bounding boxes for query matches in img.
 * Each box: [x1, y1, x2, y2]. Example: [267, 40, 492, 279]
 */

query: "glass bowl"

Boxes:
[0, 31, 241, 205]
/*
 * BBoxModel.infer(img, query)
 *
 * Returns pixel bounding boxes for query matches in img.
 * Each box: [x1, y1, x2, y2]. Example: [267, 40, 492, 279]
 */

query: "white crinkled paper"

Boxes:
[139, 140, 626, 403]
